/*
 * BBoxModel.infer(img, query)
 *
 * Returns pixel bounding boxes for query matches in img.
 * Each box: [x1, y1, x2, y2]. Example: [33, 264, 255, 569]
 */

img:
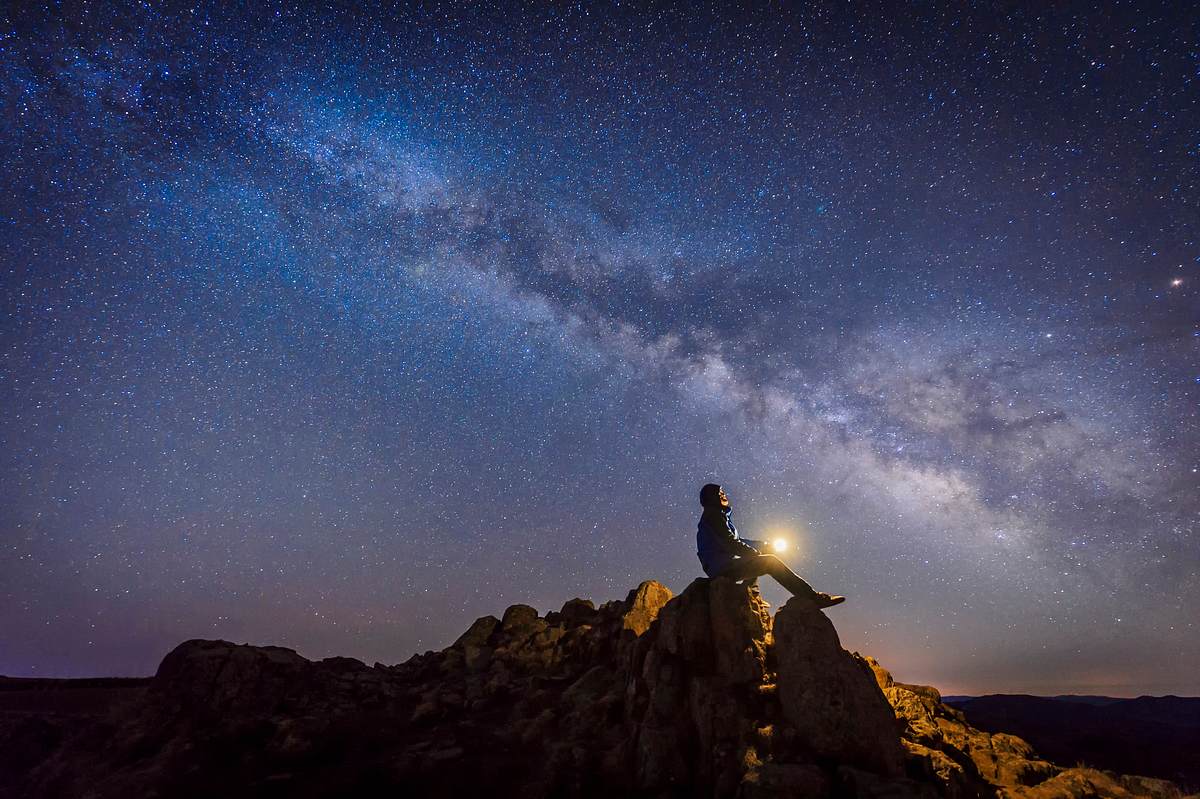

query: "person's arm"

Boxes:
[720, 523, 761, 556]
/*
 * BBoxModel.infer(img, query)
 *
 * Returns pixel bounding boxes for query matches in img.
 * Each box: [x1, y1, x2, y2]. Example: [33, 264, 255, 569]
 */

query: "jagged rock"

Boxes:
[707, 576, 773, 682]
[774, 598, 906, 777]
[837, 765, 941, 798]
[152, 639, 311, 714]
[500, 604, 543, 636]
[903, 740, 973, 797]
[869, 658, 1069, 797]
[0, 579, 1182, 799]
[557, 598, 598, 626]
[452, 615, 498, 671]
[622, 579, 673, 635]
[453, 615, 499, 648]
[742, 761, 831, 798]
[1008, 767, 1189, 799]
[625, 578, 773, 793]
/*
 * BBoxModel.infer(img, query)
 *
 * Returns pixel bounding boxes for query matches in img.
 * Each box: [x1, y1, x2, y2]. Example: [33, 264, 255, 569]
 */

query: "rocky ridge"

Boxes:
[1, 578, 1190, 798]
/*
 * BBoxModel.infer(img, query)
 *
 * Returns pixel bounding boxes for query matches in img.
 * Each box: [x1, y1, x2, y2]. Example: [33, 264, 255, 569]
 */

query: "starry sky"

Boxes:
[1, 2, 1197, 695]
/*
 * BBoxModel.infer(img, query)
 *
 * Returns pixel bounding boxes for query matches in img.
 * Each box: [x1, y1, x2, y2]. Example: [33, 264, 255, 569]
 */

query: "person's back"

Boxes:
[696, 501, 758, 576]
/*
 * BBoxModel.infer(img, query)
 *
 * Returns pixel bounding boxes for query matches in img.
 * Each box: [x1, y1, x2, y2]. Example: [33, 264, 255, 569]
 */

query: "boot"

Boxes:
[814, 592, 846, 609]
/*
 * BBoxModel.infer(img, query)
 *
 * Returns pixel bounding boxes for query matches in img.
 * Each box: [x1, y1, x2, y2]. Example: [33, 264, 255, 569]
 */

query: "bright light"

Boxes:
[772, 538, 788, 553]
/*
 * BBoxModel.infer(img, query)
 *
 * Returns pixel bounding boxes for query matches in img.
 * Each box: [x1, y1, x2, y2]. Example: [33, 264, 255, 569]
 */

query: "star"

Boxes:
[0, 1, 1195, 697]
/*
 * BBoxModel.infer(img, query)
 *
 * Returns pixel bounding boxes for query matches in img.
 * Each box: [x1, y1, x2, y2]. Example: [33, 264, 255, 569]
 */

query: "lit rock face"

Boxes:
[864, 659, 1183, 799]
[773, 599, 906, 778]
[0, 578, 1184, 799]
[625, 576, 775, 794]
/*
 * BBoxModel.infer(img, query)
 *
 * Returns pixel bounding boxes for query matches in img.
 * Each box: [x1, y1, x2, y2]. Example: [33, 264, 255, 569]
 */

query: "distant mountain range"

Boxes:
[945, 694, 1200, 791]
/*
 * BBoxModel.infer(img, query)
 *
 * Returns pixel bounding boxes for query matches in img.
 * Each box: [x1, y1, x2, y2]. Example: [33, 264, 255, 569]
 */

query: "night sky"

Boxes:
[2, 2, 1197, 696]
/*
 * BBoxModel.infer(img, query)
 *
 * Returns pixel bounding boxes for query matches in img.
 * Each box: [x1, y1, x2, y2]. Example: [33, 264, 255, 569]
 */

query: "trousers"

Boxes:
[714, 554, 819, 599]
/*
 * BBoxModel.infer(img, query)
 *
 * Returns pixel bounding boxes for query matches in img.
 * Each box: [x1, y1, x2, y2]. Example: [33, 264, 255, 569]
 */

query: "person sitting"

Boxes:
[696, 483, 845, 609]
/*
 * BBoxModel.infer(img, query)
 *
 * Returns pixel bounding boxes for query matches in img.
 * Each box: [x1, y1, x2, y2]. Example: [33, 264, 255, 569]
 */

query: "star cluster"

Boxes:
[1, 2, 1196, 695]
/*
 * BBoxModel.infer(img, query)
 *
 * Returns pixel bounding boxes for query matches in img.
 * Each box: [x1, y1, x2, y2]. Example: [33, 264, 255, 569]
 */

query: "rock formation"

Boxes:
[0, 578, 1190, 798]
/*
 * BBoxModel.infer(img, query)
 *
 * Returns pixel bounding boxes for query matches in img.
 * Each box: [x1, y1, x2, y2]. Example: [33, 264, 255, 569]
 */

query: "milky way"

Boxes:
[2, 2, 1197, 694]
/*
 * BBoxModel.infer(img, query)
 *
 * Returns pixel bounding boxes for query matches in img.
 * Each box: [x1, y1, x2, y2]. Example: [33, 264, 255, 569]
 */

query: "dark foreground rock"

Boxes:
[0, 578, 1191, 798]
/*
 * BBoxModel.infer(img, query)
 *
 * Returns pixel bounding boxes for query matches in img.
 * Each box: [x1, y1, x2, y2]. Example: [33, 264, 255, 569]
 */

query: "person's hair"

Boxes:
[699, 483, 722, 508]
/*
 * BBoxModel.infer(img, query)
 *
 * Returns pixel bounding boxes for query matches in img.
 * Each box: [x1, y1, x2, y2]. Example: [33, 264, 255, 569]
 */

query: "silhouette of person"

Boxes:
[696, 483, 845, 608]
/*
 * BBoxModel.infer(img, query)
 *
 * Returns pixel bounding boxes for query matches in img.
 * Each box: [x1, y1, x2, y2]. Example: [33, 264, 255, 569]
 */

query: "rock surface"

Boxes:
[0, 578, 1189, 798]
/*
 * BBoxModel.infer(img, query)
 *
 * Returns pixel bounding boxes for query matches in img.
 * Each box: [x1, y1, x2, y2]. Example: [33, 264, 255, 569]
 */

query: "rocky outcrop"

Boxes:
[867, 657, 1055, 797]
[864, 660, 1189, 799]
[0, 578, 1188, 799]
[775, 601, 905, 778]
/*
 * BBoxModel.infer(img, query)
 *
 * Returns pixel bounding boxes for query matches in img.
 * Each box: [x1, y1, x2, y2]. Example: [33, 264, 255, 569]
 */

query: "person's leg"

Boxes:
[718, 555, 820, 600]
[761, 556, 821, 600]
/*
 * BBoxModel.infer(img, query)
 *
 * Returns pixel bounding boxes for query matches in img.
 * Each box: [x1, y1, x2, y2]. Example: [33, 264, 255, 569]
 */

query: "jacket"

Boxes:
[696, 507, 763, 576]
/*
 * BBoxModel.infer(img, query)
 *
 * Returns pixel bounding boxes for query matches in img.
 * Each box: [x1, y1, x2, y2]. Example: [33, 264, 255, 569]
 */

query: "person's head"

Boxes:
[700, 483, 730, 510]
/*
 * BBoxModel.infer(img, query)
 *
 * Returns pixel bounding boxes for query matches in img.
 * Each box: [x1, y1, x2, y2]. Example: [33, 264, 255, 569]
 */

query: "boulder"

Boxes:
[152, 639, 311, 715]
[500, 604, 542, 636]
[774, 598, 906, 777]
[622, 580, 673, 636]
[558, 598, 598, 626]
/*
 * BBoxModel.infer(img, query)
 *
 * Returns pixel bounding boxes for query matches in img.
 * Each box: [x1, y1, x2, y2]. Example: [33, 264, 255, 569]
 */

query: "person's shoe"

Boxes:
[814, 592, 846, 609]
